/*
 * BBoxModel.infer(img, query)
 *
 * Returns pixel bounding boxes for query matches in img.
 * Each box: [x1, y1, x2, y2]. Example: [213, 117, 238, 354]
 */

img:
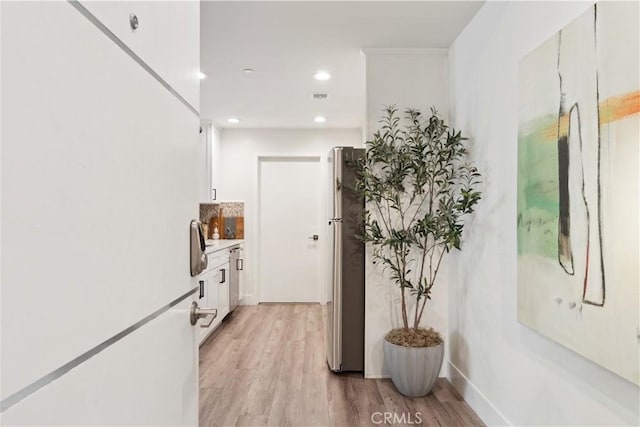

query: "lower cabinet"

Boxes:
[217, 262, 230, 319]
[197, 249, 232, 345]
[197, 268, 217, 344]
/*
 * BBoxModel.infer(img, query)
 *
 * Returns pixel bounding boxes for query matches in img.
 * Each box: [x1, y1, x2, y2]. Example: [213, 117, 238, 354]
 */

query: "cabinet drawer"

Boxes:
[78, 1, 199, 110]
[207, 250, 229, 270]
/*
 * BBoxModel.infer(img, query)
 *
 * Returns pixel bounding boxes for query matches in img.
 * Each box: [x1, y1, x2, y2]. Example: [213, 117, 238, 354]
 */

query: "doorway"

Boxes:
[257, 156, 322, 303]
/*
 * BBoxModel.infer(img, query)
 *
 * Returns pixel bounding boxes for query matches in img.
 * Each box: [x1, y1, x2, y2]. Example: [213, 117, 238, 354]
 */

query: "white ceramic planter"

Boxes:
[383, 339, 444, 397]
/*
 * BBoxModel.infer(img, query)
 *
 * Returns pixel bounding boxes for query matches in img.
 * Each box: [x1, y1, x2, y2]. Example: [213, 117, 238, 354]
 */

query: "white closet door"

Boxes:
[258, 157, 322, 303]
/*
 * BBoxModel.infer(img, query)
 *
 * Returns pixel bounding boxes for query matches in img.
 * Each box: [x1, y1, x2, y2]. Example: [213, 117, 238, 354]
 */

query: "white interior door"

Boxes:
[1, 2, 199, 425]
[259, 157, 321, 302]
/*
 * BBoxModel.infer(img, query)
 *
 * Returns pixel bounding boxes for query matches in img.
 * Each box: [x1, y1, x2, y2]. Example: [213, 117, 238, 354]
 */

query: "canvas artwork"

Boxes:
[517, 2, 639, 384]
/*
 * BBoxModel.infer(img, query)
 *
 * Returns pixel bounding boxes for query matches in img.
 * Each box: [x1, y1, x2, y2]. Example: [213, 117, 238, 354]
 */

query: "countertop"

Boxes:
[205, 239, 244, 253]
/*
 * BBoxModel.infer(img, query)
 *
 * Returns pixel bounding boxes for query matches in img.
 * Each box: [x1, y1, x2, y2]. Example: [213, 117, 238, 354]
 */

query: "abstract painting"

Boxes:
[517, 2, 639, 384]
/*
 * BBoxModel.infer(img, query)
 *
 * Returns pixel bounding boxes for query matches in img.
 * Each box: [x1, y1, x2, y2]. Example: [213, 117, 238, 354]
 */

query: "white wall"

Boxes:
[363, 48, 449, 378]
[448, 2, 639, 425]
[365, 48, 449, 130]
[218, 128, 362, 305]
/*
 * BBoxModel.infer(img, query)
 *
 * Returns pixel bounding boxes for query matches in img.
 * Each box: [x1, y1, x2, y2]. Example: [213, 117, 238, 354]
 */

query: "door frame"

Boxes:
[253, 153, 326, 304]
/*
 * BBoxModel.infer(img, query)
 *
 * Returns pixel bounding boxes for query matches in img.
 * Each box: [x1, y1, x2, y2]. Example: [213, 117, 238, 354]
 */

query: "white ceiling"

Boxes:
[200, 1, 483, 129]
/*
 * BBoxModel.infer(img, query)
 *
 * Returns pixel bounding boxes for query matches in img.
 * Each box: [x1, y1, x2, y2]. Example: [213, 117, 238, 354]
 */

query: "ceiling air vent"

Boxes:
[312, 92, 330, 100]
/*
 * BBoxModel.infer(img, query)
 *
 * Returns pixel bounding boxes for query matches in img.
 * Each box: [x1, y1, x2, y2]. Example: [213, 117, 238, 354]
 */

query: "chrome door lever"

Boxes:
[190, 301, 217, 328]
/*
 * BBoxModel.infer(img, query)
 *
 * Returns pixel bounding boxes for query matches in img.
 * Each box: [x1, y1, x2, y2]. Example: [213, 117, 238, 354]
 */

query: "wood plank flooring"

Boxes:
[199, 304, 484, 427]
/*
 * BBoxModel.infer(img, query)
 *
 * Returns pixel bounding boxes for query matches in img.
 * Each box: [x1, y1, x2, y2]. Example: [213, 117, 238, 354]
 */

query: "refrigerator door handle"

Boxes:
[330, 219, 343, 371]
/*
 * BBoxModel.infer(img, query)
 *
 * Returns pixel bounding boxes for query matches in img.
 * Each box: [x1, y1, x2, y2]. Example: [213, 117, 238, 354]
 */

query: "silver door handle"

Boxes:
[308, 234, 319, 241]
[190, 301, 217, 328]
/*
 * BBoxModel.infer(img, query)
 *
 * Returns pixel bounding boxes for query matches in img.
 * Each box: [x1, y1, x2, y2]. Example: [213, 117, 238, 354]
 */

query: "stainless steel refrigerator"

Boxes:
[325, 147, 365, 372]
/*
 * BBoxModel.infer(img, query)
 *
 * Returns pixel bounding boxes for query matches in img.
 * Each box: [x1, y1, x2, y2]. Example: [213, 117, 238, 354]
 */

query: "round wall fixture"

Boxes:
[314, 70, 331, 81]
[129, 13, 139, 30]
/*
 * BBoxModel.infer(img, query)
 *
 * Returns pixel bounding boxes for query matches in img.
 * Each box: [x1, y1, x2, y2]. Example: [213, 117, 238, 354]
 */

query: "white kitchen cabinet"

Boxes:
[197, 248, 231, 345]
[196, 269, 217, 343]
[207, 249, 229, 272]
[211, 126, 222, 201]
[217, 262, 230, 319]
[202, 123, 222, 202]
[78, 0, 200, 110]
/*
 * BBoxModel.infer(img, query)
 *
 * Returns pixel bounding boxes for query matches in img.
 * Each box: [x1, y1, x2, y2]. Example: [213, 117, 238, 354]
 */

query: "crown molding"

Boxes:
[361, 47, 448, 57]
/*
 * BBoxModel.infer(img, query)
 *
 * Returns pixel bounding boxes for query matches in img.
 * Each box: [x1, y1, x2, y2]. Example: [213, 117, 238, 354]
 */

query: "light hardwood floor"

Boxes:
[199, 304, 484, 427]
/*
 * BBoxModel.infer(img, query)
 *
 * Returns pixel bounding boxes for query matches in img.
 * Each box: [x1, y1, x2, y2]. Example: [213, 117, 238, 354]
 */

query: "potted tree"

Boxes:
[357, 106, 481, 397]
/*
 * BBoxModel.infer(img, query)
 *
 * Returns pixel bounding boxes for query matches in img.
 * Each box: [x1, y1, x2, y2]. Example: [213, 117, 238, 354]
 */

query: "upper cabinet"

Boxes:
[201, 122, 222, 202]
[211, 125, 222, 201]
[79, 1, 200, 111]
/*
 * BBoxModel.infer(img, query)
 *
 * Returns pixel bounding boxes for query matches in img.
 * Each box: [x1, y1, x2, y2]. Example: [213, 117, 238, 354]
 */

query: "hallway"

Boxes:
[199, 304, 484, 426]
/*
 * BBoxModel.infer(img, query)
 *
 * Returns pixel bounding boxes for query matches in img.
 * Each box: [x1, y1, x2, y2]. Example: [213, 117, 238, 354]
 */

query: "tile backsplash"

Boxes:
[199, 202, 244, 239]
[199, 203, 220, 226]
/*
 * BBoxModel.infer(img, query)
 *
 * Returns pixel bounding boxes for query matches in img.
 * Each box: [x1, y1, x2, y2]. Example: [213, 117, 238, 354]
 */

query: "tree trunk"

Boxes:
[400, 282, 409, 330]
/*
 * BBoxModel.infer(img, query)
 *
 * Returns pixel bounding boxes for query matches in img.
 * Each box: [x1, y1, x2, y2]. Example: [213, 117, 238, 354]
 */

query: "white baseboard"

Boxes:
[447, 361, 511, 426]
[239, 294, 258, 305]
[365, 362, 448, 380]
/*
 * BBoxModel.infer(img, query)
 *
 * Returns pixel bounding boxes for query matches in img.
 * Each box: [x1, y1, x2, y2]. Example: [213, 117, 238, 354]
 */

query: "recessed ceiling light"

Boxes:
[314, 70, 331, 81]
[198, 71, 207, 80]
[314, 116, 327, 123]
[228, 118, 240, 124]
[243, 68, 254, 74]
